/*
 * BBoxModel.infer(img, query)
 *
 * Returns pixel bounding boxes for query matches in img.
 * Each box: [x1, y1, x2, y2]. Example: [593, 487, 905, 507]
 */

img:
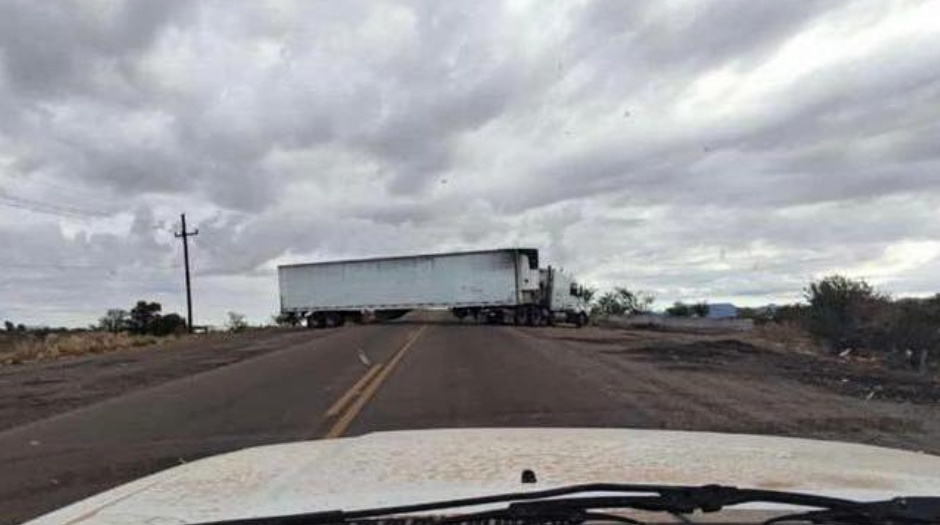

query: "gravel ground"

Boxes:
[534, 326, 940, 454]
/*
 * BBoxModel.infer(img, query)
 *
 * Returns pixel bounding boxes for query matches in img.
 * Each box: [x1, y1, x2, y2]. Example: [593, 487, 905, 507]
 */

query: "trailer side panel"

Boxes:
[279, 249, 534, 312]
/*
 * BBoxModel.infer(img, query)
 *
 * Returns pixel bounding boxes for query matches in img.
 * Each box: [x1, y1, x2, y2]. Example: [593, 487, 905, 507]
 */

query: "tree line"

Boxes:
[585, 275, 937, 372]
[3, 320, 27, 333]
[97, 300, 187, 336]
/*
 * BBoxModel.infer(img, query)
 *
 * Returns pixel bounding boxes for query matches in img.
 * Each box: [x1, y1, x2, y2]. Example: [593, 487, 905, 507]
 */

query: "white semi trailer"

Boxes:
[277, 248, 588, 328]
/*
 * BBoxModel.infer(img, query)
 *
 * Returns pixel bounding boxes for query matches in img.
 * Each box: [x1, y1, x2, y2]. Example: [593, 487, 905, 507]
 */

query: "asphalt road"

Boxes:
[3, 317, 938, 523]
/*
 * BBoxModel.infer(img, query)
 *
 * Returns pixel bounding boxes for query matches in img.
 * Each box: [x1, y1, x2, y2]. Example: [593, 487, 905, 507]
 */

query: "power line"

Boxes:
[0, 191, 113, 219]
[0, 260, 180, 270]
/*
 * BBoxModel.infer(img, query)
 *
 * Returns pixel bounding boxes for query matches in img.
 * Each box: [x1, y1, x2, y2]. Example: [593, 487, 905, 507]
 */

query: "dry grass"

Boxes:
[0, 332, 169, 365]
[744, 321, 824, 355]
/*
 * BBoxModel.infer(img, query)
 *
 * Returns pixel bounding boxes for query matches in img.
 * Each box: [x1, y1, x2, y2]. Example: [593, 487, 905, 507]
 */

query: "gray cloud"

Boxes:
[0, 1, 193, 96]
[630, 1, 835, 69]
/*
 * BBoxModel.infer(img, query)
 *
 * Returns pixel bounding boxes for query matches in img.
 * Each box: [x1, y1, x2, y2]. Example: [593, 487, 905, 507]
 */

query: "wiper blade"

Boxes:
[436, 494, 940, 525]
[194, 483, 940, 525]
[765, 496, 940, 524]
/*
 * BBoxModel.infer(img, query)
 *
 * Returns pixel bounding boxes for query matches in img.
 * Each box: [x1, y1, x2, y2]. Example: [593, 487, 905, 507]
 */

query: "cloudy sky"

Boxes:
[1, 0, 939, 327]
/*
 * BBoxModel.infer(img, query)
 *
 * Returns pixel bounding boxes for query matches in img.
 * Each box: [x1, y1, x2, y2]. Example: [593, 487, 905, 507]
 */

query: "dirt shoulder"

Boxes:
[561, 326, 940, 405]
[0, 328, 320, 432]
[537, 325, 940, 454]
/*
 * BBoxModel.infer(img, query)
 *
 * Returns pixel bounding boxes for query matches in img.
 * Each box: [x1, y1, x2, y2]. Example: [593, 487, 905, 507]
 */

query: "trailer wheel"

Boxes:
[325, 312, 343, 328]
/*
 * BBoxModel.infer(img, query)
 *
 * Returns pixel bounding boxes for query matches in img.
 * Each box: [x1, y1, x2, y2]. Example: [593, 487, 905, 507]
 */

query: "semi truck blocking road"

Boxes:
[277, 248, 589, 328]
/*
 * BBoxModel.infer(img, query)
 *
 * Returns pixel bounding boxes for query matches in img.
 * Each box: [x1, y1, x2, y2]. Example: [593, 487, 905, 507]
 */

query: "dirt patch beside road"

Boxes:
[559, 329, 940, 405]
[0, 329, 323, 431]
[608, 337, 940, 405]
[534, 325, 940, 455]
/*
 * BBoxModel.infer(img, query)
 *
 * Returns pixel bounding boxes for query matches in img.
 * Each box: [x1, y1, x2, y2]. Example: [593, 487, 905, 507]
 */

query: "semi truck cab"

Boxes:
[539, 266, 589, 327]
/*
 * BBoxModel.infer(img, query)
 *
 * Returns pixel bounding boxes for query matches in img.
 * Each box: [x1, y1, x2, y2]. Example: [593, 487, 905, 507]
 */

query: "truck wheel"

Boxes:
[575, 312, 588, 328]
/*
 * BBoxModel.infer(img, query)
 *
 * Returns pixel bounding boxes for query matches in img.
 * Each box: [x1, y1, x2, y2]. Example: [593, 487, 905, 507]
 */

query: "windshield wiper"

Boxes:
[195, 483, 940, 525]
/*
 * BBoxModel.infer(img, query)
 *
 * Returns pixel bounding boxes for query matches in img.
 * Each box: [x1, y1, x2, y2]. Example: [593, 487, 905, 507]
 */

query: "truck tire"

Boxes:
[375, 309, 410, 322]
[306, 313, 324, 329]
[325, 312, 343, 328]
[575, 312, 588, 328]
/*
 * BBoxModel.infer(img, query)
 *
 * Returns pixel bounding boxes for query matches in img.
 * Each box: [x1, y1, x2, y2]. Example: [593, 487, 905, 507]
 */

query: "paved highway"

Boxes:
[1, 319, 621, 522]
[2, 316, 936, 523]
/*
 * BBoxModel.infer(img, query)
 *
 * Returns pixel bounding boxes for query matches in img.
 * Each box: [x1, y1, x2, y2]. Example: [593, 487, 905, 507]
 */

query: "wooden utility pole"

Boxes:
[174, 213, 199, 333]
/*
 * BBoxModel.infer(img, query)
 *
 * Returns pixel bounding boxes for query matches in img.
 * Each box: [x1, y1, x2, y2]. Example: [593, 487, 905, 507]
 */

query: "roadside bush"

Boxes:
[737, 306, 777, 325]
[592, 287, 655, 317]
[129, 301, 163, 334]
[151, 313, 187, 336]
[771, 303, 810, 324]
[97, 301, 186, 336]
[798, 275, 938, 372]
[804, 275, 887, 352]
[690, 302, 710, 318]
[98, 309, 130, 333]
[868, 297, 940, 372]
[666, 302, 691, 317]
[226, 312, 249, 333]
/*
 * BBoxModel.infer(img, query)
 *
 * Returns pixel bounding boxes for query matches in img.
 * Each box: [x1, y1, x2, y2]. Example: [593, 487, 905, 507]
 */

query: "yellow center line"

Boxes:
[324, 325, 428, 439]
[324, 364, 384, 419]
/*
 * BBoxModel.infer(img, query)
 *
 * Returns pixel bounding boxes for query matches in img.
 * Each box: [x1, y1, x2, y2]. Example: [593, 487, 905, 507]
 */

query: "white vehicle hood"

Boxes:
[25, 428, 940, 525]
